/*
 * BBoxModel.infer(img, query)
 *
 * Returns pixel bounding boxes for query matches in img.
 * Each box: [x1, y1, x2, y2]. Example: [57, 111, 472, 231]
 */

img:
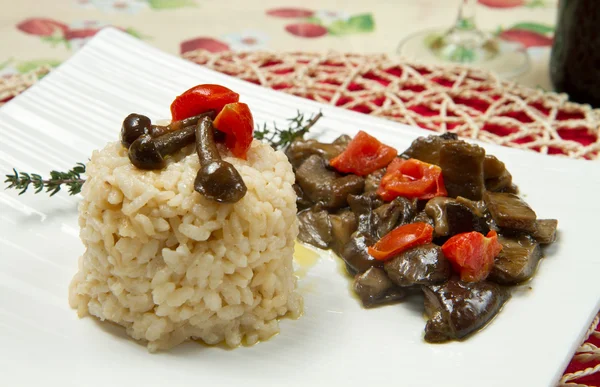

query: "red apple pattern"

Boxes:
[497, 22, 554, 48]
[266, 8, 375, 39]
[285, 23, 328, 38]
[17, 18, 68, 37]
[15, 17, 143, 50]
[266, 8, 315, 18]
[180, 37, 230, 54]
[478, 0, 525, 8]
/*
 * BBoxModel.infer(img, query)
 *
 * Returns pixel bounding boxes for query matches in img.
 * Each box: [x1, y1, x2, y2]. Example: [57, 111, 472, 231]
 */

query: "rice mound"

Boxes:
[68, 140, 302, 351]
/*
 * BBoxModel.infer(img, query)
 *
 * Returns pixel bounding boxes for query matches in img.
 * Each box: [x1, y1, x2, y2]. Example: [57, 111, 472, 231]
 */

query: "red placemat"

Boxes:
[184, 50, 600, 160]
[1, 53, 599, 386]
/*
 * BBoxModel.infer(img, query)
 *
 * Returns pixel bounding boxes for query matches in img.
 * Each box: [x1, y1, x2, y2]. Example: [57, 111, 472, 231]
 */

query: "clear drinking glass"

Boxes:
[397, 0, 529, 78]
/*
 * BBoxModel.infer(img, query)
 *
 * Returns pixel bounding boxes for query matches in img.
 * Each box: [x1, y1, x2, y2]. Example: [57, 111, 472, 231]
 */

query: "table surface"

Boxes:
[0, 0, 557, 88]
[3, 1, 600, 386]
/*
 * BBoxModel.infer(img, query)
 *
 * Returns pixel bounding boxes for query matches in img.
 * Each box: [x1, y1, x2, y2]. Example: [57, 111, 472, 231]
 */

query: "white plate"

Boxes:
[0, 28, 598, 387]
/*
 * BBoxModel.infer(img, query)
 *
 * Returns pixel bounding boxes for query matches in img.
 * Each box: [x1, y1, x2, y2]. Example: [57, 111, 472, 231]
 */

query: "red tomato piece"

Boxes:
[377, 158, 447, 201]
[213, 102, 254, 159]
[170, 84, 239, 121]
[442, 230, 503, 282]
[368, 222, 434, 261]
[329, 131, 398, 176]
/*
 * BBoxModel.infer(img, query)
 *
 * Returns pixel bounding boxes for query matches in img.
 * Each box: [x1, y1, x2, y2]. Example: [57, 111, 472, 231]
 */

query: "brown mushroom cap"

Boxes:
[128, 134, 165, 170]
[193, 117, 247, 203]
[194, 160, 247, 203]
[121, 113, 151, 148]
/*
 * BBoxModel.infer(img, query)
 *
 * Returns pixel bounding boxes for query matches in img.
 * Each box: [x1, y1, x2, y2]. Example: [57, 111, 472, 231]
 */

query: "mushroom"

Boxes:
[193, 117, 247, 203]
[424, 197, 456, 237]
[128, 125, 196, 170]
[121, 110, 216, 149]
[353, 267, 406, 308]
[121, 113, 151, 148]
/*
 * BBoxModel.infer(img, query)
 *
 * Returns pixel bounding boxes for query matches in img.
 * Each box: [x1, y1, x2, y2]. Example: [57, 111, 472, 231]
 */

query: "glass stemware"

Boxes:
[398, 0, 529, 78]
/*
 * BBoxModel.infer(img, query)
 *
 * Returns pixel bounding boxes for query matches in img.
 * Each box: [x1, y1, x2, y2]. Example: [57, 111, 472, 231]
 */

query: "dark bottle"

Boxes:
[550, 0, 600, 107]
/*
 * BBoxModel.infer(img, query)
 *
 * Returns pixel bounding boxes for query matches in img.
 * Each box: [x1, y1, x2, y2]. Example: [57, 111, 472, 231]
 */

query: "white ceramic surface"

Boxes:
[0, 28, 598, 387]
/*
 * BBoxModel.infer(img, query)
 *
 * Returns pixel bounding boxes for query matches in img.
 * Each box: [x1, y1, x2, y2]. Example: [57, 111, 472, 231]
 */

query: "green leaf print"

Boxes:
[16, 60, 62, 74]
[40, 35, 70, 49]
[147, 0, 196, 9]
[305, 16, 323, 25]
[509, 22, 554, 35]
[327, 14, 375, 36]
[526, 0, 546, 8]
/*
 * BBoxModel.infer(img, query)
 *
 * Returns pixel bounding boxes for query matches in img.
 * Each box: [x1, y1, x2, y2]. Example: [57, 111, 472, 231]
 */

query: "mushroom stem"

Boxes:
[195, 116, 222, 165]
[169, 110, 216, 132]
[194, 117, 247, 203]
[128, 124, 196, 170]
[151, 110, 218, 138]
[153, 125, 196, 155]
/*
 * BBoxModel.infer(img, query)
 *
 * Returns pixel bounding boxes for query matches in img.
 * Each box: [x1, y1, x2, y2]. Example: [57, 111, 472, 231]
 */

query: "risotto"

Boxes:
[68, 139, 302, 352]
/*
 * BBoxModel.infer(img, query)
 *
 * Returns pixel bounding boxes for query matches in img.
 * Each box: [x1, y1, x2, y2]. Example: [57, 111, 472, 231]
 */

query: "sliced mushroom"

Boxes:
[413, 211, 435, 228]
[531, 219, 558, 244]
[297, 206, 332, 250]
[294, 183, 313, 211]
[353, 267, 406, 308]
[364, 168, 386, 193]
[329, 210, 358, 256]
[455, 196, 487, 217]
[439, 141, 486, 200]
[489, 235, 542, 285]
[483, 155, 516, 193]
[483, 155, 506, 179]
[347, 193, 384, 238]
[446, 202, 490, 236]
[384, 244, 450, 287]
[483, 191, 537, 233]
[423, 279, 510, 343]
[486, 171, 513, 192]
[295, 155, 364, 209]
[342, 231, 382, 275]
[285, 135, 351, 170]
[401, 133, 458, 165]
[374, 197, 416, 238]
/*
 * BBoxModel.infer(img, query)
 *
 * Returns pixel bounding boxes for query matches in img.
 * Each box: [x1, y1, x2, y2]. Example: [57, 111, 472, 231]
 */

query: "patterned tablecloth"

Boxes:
[1, 0, 599, 385]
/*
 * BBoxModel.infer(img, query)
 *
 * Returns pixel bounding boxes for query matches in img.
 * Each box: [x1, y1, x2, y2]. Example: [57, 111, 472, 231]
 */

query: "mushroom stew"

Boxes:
[290, 130, 558, 343]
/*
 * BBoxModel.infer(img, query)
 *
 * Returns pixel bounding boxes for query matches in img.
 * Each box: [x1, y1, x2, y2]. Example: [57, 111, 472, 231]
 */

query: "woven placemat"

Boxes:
[184, 50, 600, 160]
[0, 53, 599, 386]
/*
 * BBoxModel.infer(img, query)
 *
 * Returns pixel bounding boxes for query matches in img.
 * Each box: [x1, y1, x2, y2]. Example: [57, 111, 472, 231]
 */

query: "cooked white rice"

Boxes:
[68, 139, 302, 352]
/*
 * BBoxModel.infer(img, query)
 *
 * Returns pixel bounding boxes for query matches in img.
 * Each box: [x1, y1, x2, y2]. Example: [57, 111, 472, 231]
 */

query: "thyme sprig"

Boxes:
[4, 163, 86, 196]
[255, 110, 323, 150]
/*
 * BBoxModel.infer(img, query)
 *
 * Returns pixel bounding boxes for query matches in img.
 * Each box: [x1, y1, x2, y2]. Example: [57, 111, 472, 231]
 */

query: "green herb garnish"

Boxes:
[4, 163, 86, 196]
[255, 110, 323, 150]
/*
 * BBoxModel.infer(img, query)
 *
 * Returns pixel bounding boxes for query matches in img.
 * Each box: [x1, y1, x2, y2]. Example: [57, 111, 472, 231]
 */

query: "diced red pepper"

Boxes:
[213, 102, 254, 159]
[329, 131, 398, 176]
[442, 230, 503, 282]
[377, 158, 447, 201]
[170, 84, 239, 121]
[368, 222, 434, 261]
